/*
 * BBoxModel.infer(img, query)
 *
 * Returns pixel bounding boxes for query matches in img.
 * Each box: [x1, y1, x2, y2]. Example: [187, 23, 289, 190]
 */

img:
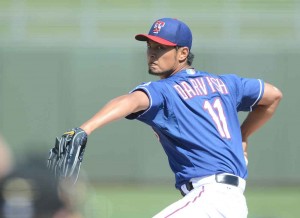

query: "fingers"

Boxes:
[47, 148, 57, 169]
[48, 128, 87, 184]
[64, 145, 81, 178]
[242, 141, 248, 153]
[242, 141, 248, 166]
[244, 154, 248, 166]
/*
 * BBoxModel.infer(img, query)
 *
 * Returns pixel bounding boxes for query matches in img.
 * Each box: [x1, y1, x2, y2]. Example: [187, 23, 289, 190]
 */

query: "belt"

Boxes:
[180, 174, 246, 196]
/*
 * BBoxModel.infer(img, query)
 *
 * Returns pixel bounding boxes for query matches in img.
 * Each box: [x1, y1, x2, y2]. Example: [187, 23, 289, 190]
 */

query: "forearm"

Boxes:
[241, 106, 274, 155]
[241, 105, 275, 140]
[80, 96, 127, 135]
[241, 86, 282, 152]
[80, 91, 149, 135]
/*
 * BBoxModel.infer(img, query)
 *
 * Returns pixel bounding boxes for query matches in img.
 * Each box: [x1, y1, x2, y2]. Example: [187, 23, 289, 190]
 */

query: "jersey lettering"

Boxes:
[173, 76, 228, 99]
[206, 77, 229, 94]
[174, 84, 189, 99]
[181, 81, 197, 98]
[189, 78, 208, 96]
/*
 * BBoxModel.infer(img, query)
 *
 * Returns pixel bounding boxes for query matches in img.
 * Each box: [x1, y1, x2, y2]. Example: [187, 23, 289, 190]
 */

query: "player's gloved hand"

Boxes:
[47, 127, 88, 184]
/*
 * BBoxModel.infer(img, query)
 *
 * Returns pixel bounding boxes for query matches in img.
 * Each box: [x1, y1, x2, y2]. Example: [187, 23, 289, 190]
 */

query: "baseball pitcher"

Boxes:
[48, 18, 282, 217]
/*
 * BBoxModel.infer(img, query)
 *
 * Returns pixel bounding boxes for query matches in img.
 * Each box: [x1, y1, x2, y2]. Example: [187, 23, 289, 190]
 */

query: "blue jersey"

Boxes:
[126, 69, 264, 189]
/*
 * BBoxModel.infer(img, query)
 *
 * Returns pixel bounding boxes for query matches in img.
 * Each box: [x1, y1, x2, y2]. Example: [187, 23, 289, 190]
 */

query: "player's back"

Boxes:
[129, 68, 264, 188]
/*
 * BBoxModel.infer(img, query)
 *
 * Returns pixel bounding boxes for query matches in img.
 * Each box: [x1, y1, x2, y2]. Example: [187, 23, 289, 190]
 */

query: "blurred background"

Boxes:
[0, 0, 299, 217]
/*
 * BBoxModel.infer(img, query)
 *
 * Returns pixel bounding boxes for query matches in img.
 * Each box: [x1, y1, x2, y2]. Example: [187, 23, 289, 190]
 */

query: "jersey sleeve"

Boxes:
[125, 81, 165, 121]
[221, 74, 264, 112]
[237, 77, 264, 112]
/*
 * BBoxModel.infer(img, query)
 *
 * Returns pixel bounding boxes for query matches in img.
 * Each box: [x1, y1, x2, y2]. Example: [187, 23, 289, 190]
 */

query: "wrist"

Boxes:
[80, 124, 93, 136]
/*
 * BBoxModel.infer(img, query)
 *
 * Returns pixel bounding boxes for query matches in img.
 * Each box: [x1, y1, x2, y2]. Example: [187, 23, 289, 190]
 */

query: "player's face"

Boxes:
[147, 41, 180, 78]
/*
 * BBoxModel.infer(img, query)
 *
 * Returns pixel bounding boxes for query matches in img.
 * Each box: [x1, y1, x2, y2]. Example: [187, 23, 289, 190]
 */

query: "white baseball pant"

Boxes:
[153, 174, 248, 218]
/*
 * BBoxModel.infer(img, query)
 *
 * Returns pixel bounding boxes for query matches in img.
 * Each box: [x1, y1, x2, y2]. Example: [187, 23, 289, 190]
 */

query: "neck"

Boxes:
[160, 63, 191, 79]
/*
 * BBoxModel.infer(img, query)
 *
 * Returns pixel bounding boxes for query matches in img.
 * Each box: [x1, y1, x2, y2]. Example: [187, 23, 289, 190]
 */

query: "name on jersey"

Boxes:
[173, 76, 228, 100]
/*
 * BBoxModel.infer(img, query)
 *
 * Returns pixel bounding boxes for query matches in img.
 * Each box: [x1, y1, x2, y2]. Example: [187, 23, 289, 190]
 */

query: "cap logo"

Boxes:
[152, 21, 165, 34]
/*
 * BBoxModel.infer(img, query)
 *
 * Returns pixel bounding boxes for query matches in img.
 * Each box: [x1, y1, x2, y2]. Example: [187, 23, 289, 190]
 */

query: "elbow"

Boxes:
[258, 83, 283, 107]
[274, 86, 283, 103]
[269, 86, 283, 111]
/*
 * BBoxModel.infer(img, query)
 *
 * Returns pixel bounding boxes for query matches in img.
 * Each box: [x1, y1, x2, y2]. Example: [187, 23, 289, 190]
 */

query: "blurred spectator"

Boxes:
[0, 135, 13, 180]
[0, 155, 83, 218]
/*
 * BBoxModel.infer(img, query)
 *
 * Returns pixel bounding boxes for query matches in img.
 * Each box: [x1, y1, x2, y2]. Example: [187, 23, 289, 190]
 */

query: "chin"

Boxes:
[148, 69, 173, 78]
[148, 69, 160, 75]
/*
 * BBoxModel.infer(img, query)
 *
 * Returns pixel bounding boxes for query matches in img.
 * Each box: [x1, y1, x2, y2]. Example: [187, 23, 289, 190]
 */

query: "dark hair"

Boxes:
[176, 46, 194, 66]
[187, 52, 194, 66]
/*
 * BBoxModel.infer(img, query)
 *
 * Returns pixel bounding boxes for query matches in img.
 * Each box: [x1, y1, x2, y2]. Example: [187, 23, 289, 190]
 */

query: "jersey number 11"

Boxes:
[203, 98, 231, 139]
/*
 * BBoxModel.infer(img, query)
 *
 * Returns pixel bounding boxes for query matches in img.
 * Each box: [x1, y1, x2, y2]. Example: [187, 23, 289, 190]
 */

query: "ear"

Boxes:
[178, 47, 189, 62]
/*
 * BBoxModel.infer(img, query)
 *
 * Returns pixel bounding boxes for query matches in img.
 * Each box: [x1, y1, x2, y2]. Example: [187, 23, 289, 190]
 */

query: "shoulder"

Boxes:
[218, 74, 249, 88]
[219, 73, 240, 81]
[131, 81, 160, 92]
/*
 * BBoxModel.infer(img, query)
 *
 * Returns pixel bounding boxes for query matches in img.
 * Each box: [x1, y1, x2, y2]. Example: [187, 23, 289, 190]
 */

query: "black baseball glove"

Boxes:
[47, 127, 87, 184]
